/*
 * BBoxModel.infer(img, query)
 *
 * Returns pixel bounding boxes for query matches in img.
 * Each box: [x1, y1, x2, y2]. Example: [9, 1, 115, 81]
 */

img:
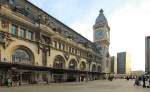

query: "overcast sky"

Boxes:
[29, 0, 150, 71]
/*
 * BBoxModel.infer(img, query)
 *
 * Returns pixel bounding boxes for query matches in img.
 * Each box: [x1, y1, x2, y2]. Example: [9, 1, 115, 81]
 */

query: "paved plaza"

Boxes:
[0, 79, 149, 92]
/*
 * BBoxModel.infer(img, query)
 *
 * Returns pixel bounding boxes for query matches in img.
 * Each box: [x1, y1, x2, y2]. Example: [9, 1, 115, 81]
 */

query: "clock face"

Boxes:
[95, 31, 103, 39]
[9, 0, 16, 5]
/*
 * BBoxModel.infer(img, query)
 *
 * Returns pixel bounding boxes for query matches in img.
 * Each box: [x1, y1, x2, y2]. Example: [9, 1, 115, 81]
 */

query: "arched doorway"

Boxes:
[92, 64, 96, 80]
[11, 46, 35, 84]
[97, 65, 102, 80]
[67, 59, 77, 82]
[92, 64, 96, 72]
[69, 59, 77, 70]
[53, 55, 66, 82]
[53, 55, 65, 69]
[12, 49, 34, 64]
[80, 62, 87, 81]
[97, 65, 101, 72]
[80, 62, 86, 71]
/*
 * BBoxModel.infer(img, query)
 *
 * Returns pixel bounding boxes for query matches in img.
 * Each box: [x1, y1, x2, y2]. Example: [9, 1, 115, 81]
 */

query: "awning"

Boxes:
[0, 62, 51, 71]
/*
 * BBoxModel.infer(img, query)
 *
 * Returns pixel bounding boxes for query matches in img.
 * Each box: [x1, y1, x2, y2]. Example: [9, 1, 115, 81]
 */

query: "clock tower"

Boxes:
[93, 9, 110, 74]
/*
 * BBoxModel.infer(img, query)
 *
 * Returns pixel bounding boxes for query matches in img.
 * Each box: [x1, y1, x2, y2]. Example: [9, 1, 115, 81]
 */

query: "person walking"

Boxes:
[7, 78, 12, 87]
[142, 75, 146, 88]
[149, 75, 150, 86]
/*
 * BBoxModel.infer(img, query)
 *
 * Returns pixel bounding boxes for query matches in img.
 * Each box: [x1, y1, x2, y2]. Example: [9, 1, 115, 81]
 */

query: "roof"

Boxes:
[26, 0, 94, 45]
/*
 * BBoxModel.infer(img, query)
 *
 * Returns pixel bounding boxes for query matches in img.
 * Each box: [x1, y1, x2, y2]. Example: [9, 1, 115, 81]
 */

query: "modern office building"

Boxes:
[145, 36, 150, 74]
[110, 56, 117, 74]
[117, 52, 131, 75]
[0, 0, 111, 85]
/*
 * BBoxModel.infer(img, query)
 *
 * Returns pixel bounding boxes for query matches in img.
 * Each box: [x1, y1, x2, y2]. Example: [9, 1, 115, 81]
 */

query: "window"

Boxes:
[53, 56, 65, 69]
[80, 62, 86, 71]
[54, 41, 57, 48]
[72, 48, 74, 53]
[27, 31, 33, 40]
[1, 20, 9, 29]
[69, 60, 77, 70]
[66, 45, 68, 51]
[19, 28, 26, 38]
[11, 24, 18, 35]
[77, 50, 80, 55]
[62, 43, 65, 50]
[79, 51, 81, 56]
[12, 49, 31, 64]
[75, 49, 77, 54]
[69, 47, 71, 53]
[58, 42, 61, 49]
[9, 0, 16, 5]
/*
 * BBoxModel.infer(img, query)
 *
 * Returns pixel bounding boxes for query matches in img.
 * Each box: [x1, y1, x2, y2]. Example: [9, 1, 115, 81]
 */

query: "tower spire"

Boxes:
[100, 9, 104, 14]
[95, 9, 108, 26]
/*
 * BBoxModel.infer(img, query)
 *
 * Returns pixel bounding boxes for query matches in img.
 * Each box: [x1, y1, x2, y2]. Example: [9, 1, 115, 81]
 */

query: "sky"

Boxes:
[29, 0, 150, 71]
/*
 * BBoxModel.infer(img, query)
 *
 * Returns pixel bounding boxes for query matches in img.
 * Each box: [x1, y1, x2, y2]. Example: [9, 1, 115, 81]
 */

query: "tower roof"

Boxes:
[95, 9, 108, 26]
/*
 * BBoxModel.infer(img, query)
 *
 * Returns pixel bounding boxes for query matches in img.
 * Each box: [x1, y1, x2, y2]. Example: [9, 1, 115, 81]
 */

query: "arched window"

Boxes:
[92, 65, 96, 72]
[80, 62, 86, 71]
[12, 49, 33, 64]
[53, 55, 65, 69]
[69, 59, 77, 70]
[106, 59, 109, 67]
[97, 66, 101, 72]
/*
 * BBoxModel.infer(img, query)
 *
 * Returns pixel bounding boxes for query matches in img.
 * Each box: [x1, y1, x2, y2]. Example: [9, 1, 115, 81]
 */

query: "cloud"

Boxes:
[70, 0, 150, 71]
[70, 21, 93, 41]
[29, 0, 150, 70]
[109, 0, 150, 70]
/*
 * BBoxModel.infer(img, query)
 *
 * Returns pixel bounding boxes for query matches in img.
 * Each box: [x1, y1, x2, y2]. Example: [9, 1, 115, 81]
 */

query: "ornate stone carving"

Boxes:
[0, 33, 5, 43]
[76, 56, 81, 63]
[0, 32, 13, 49]
[63, 52, 69, 60]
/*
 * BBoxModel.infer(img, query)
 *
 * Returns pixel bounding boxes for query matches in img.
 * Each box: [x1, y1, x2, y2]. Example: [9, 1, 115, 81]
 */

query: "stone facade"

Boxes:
[0, 0, 110, 85]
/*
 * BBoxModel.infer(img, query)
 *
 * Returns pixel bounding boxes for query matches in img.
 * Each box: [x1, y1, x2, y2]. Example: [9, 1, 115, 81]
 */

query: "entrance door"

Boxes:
[21, 72, 32, 84]
[67, 73, 76, 82]
[12, 71, 32, 85]
[53, 74, 64, 83]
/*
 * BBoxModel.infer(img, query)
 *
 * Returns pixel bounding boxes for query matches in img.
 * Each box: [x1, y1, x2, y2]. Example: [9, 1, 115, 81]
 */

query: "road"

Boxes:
[0, 79, 149, 92]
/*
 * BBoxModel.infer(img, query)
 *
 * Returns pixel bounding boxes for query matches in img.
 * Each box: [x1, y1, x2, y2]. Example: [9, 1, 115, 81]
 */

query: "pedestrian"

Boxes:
[7, 78, 12, 87]
[134, 77, 140, 86]
[149, 79, 150, 86]
[0, 75, 2, 86]
[142, 75, 146, 88]
[126, 76, 129, 81]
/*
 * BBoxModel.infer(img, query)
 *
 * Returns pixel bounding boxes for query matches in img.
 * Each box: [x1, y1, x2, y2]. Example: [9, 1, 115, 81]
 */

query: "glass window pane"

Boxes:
[11, 24, 17, 35]
[27, 31, 33, 40]
[19, 28, 26, 38]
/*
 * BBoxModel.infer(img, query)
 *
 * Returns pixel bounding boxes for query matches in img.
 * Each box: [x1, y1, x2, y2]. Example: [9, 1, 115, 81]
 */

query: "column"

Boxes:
[37, 72, 44, 83]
